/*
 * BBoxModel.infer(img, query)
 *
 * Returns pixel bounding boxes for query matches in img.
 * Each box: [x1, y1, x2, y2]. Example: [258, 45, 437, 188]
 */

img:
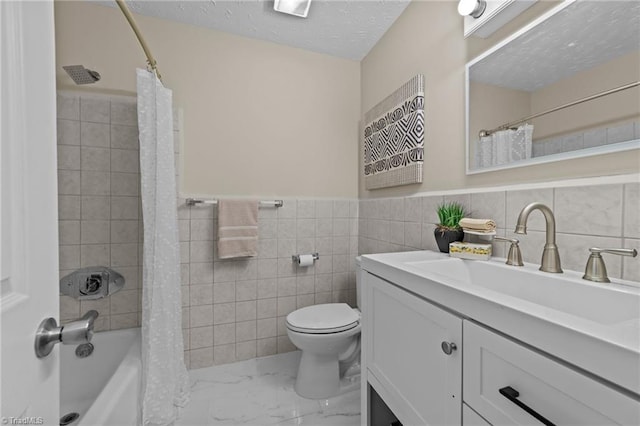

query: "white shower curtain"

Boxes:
[476, 123, 533, 168]
[137, 68, 190, 425]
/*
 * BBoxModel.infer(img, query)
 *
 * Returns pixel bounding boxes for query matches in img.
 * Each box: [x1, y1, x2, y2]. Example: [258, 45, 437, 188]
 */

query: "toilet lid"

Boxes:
[286, 303, 360, 334]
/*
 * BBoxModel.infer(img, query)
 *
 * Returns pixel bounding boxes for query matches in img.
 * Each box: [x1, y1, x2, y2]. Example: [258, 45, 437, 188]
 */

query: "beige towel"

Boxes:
[459, 217, 497, 232]
[217, 200, 259, 259]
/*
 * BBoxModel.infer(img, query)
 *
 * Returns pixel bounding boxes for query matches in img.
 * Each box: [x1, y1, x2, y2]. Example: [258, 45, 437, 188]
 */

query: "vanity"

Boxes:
[359, 250, 640, 425]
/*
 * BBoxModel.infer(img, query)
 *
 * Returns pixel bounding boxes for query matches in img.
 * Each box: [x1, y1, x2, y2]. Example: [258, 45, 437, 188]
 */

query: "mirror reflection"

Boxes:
[467, 0, 640, 173]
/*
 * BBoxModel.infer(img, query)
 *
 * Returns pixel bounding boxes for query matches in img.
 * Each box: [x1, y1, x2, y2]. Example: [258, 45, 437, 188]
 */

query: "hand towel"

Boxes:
[459, 217, 497, 232]
[217, 200, 259, 259]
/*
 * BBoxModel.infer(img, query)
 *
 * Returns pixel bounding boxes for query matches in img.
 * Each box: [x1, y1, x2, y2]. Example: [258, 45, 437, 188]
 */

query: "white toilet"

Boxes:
[286, 257, 362, 399]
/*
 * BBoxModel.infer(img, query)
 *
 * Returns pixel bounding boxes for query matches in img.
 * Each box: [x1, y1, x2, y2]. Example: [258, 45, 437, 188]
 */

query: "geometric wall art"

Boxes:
[363, 74, 424, 189]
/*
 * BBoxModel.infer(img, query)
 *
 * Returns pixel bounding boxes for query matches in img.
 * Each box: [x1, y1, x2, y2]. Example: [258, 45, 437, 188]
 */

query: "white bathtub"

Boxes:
[60, 327, 141, 426]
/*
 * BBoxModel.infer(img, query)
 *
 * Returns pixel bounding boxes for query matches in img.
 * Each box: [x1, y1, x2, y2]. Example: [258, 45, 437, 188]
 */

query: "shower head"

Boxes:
[63, 65, 101, 85]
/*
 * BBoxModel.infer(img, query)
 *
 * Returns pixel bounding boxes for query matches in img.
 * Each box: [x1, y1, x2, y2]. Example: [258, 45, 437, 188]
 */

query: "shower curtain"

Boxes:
[476, 123, 534, 168]
[137, 68, 190, 425]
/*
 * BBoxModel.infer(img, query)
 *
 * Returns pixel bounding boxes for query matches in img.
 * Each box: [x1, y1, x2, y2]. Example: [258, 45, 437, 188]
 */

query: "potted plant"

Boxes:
[434, 202, 466, 253]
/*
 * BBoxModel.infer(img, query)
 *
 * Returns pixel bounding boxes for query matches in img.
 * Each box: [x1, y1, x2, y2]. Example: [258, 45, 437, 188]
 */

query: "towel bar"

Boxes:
[186, 198, 283, 208]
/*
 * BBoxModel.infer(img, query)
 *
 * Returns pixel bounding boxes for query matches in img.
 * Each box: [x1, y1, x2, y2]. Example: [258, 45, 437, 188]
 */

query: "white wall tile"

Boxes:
[297, 200, 315, 218]
[81, 97, 110, 123]
[110, 172, 139, 196]
[57, 94, 80, 120]
[111, 243, 138, 267]
[111, 125, 139, 150]
[81, 171, 110, 196]
[471, 191, 506, 228]
[624, 183, 639, 239]
[81, 122, 110, 147]
[111, 149, 139, 173]
[110, 101, 137, 126]
[58, 170, 81, 195]
[214, 323, 235, 346]
[555, 185, 622, 236]
[80, 244, 110, 267]
[213, 344, 236, 365]
[213, 303, 235, 325]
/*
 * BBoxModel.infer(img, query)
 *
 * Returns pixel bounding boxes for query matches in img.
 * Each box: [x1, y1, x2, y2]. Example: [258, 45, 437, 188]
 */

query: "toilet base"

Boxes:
[295, 351, 340, 399]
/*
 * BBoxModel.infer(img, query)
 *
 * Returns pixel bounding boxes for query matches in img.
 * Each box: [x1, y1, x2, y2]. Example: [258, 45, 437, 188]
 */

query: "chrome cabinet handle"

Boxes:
[499, 386, 556, 426]
[34, 310, 98, 358]
[441, 341, 457, 355]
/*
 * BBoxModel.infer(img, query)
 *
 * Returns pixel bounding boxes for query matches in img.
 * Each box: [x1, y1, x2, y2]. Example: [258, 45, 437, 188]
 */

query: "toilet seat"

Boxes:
[286, 303, 360, 334]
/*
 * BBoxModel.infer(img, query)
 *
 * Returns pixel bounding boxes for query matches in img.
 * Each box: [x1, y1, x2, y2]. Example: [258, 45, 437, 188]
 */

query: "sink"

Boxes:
[405, 258, 640, 325]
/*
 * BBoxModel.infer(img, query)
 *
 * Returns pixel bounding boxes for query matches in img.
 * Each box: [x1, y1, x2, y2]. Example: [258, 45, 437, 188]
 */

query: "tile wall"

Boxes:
[57, 92, 146, 331]
[359, 182, 639, 282]
[179, 198, 359, 368]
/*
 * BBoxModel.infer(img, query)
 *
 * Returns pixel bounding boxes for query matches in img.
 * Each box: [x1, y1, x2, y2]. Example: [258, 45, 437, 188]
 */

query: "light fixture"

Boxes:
[274, 0, 312, 18]
[458, 0, 487, 18]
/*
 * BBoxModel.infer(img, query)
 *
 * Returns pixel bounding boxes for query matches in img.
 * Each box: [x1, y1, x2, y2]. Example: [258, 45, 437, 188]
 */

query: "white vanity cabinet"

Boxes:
[363, 272, 462, 426]
[361, 265, 640, 426]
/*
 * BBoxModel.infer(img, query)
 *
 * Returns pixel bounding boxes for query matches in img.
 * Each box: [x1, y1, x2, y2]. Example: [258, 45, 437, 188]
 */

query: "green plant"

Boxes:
[436, 202, 466, 231]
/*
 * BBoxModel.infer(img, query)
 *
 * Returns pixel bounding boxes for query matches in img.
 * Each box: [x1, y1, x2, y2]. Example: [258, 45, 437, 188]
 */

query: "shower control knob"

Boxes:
[441, 341, 457, 355]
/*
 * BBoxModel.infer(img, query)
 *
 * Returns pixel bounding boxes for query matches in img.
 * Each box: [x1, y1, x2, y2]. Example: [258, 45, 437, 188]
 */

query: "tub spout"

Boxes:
[515, 202, 562, 273]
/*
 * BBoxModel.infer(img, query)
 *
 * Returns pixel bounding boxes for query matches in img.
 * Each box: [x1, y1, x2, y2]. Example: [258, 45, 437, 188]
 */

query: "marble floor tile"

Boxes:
[176, 351, 361, 426]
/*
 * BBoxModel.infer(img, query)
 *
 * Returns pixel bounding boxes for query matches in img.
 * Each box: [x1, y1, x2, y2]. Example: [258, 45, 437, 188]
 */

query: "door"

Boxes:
[1, 1, 59, 424]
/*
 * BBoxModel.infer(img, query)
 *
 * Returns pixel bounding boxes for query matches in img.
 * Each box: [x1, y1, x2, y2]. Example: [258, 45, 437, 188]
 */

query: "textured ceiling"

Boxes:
[470, 1, 640, 92]
[95, 0, 411, 60]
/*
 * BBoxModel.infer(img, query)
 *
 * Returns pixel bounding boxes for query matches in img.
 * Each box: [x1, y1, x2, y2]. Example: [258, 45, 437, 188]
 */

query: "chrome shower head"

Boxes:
[63, 65, 101, 85]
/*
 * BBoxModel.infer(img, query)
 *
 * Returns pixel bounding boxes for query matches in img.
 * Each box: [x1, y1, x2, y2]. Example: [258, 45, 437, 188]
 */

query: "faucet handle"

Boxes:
[583, 247, 638, 283]
[493, 236, 524, 266]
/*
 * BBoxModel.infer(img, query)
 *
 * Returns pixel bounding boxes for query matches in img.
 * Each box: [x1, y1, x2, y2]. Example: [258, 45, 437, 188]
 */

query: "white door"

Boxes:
[1, 1, 60, 424]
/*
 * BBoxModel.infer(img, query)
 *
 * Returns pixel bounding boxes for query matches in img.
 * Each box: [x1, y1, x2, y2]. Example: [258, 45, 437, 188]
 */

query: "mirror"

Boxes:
[466, 0, 640, 174]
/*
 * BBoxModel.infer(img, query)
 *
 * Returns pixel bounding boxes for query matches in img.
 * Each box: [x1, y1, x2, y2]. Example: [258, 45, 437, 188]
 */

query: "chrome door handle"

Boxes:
[35, 310, 98, 358]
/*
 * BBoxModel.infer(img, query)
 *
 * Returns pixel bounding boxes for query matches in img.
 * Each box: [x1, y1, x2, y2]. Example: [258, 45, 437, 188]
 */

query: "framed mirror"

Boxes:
[465, 0, 640, 174]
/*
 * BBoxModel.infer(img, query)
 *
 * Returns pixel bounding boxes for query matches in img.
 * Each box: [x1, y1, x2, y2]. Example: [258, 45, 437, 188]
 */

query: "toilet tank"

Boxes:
[355, 256, 362, 308]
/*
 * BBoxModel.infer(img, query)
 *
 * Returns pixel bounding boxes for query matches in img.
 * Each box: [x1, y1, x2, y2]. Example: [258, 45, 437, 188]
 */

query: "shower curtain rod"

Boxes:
[115, 0, 162, 82]
[479, 81, 640, 138]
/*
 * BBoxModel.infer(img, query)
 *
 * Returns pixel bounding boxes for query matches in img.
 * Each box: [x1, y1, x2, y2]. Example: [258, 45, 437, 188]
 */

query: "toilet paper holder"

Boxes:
[292, 253, 320, 263]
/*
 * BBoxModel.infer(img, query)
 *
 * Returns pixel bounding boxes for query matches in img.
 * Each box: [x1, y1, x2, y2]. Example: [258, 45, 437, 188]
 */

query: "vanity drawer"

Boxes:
[463, 321, 639, 426]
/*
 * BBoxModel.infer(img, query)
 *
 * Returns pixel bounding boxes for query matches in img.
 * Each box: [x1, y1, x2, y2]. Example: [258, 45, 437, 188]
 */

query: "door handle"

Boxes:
[34, 310, 98, 358]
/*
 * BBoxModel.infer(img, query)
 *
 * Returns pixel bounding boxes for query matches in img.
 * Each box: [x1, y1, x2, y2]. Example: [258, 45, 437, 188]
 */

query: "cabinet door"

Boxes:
[464, 321, 640, 425]
[364, 273, 462, 425]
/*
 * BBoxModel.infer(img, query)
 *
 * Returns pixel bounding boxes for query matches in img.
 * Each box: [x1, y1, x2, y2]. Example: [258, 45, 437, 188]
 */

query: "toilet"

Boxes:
[286, 257, 362, 399]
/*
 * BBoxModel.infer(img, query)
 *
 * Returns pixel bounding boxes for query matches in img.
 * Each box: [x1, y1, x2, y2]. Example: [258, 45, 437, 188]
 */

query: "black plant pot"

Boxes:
[434, 228, 464, 253]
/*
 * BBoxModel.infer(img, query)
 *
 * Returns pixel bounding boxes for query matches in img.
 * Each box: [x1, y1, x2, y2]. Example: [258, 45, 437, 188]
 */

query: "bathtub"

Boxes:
[60, 327, 141, 426]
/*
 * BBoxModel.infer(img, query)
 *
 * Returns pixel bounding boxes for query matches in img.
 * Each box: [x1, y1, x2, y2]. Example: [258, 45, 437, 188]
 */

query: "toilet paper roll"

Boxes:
[297, 254, 314, 267]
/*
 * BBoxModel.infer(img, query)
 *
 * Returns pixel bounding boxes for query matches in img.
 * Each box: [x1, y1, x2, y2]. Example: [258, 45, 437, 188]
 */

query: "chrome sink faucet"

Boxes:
[514, 202, 562, 273]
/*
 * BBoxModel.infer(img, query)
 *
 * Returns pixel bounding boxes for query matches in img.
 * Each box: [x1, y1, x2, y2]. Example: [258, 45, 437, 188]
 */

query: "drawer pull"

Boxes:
[441, 341, 457, 355]
[499, 386, 556, 426]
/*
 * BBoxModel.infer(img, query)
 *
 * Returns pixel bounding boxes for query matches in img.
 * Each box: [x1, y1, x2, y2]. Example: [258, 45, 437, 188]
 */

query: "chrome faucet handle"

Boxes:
[583, 247, 638, 283]
[493, 236, 524, 266]
[34, 310, 99, 358]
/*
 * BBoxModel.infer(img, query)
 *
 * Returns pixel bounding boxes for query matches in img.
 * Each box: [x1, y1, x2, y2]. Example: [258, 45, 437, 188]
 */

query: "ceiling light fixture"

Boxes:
[458, 0, 487, 19]
[274, 0, 312, 18]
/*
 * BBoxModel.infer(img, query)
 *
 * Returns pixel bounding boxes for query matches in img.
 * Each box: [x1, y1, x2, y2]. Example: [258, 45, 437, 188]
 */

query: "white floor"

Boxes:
[176, 351, 361, 425]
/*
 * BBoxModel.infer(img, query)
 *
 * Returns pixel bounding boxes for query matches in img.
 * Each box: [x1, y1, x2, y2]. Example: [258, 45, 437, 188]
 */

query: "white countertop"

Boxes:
[361, 250, 640, 397]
